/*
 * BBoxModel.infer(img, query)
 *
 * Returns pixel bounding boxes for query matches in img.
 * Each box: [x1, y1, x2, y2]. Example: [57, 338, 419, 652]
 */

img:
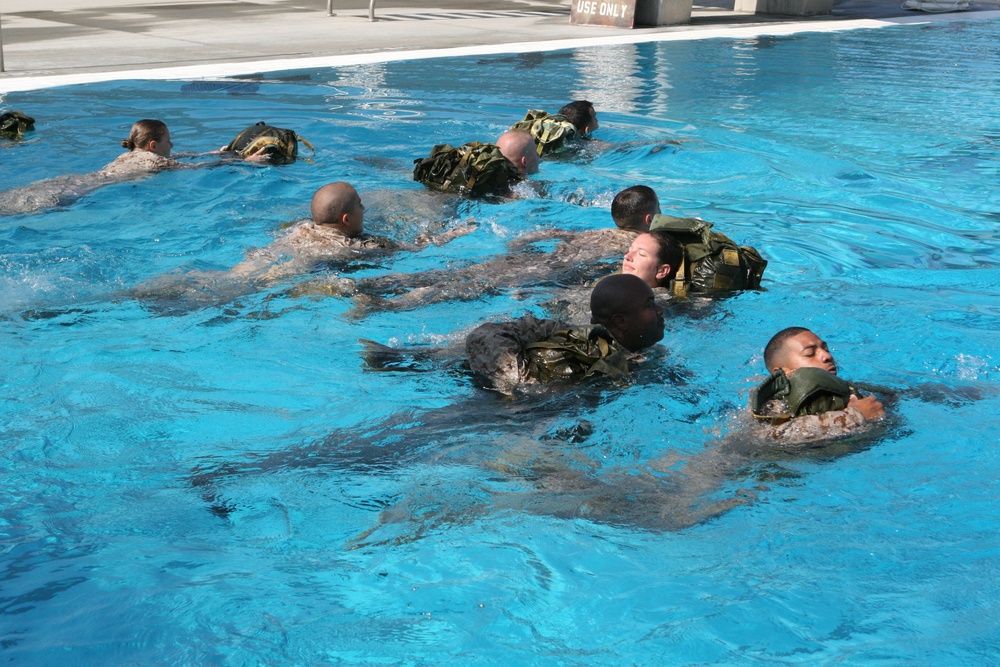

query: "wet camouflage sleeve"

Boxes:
[768, 407, 868, 446]
[466, 315, 562, 388]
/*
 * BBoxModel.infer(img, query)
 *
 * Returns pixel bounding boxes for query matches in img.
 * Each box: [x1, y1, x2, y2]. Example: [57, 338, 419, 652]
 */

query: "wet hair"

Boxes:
[611, 185, 659, 231]
[645, 230, 683, 286]
[121, 119, 168, 151]
[763, 326, 812, 372]
[557, 100, 596, 132]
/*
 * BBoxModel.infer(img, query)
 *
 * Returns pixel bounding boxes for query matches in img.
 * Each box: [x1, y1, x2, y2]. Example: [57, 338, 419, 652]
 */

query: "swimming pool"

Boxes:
[1, 15, 999, 665]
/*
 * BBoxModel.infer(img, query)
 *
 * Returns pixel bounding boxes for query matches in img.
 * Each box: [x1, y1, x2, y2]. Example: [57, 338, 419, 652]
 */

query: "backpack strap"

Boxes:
[452, 143, 483, 191]
[672, 253, 689, 298]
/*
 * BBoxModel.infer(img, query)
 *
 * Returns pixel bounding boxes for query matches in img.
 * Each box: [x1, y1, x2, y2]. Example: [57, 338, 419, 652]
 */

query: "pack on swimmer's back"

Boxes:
[413, 142, 519, 198]
[225, 121, 300, 164]
[649, 214, 767, 295]
[510, 110, 578, 156]
[0, 111, 36, 140]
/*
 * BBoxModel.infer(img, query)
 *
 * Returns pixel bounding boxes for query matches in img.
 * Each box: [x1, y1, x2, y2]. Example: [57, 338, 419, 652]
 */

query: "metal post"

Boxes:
[326, 0, 336, 17]
[1, 9, 6, 73]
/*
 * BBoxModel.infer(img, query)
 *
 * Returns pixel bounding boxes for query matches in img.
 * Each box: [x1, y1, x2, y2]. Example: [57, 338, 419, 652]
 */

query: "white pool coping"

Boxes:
[2, 10, 999, 94]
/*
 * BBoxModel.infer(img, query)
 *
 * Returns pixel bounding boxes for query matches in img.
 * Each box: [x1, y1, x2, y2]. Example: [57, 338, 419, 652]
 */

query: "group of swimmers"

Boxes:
[1, 104, 885, 449]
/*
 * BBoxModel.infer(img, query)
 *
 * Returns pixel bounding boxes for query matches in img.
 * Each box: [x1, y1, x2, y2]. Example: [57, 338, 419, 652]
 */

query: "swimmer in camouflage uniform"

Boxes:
[466, 274, 664, 393]
[752, 327, 885, 445]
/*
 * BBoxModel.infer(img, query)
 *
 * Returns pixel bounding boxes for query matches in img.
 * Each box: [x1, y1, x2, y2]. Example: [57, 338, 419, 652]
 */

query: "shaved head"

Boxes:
[591, 274, 664, 352]
[496, 129, 540, 176]
[763, 326, 811, 371]
[311, 182, 364, 236]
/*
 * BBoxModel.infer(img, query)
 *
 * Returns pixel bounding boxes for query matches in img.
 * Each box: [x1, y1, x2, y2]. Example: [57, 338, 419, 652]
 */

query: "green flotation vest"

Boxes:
[751, 367, 853, 421]
[225, 121, 312, 164]
[0, 111, 35, 139]
[510, 110, 579, 156]
[523, 325, 631, 383]
[649, 214, 767, 297]
[413, 142, 521, 198]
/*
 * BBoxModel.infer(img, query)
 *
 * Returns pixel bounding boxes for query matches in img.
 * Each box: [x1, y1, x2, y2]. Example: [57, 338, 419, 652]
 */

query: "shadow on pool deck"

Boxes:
[0, 0, 998, 82]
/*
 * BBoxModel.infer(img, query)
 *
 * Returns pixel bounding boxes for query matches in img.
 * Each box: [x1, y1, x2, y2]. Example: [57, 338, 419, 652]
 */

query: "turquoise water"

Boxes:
[2, 18, 999, 665]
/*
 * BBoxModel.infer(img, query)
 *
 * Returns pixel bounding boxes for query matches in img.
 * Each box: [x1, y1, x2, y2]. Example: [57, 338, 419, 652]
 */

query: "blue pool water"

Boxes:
[2, 17, 999, 665]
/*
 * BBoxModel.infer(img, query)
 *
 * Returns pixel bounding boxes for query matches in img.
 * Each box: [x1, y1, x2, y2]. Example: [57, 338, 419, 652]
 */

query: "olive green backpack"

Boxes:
[413, 142, 520, 198]
[0, 111, 35, 139]
[225, 121, 312, 164]
[649, 214, 767, 296]
[523, 325, 630, 382]
[510, 110, 579, 156]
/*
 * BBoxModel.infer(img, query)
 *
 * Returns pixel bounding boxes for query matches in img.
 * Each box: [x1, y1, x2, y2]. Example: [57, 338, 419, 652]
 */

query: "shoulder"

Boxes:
[350, 233, 399, 249]
[467, 314, 562, 351]
[466, 314, 563, 390]
[580, 227, 638, 243]
[100, 151, 178, 176]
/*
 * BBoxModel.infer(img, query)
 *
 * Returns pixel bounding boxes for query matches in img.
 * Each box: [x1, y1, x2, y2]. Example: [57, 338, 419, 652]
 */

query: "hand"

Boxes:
[431, 222, 478, 245]
[243, 148, 272, 163]
[848, 394, 884, 421]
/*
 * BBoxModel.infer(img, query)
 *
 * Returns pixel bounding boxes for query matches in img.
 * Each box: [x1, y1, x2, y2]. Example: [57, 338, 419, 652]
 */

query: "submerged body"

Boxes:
[351, 227, 639, 315]
[0, 119, 184, 216]
[0, 150, 183, 216]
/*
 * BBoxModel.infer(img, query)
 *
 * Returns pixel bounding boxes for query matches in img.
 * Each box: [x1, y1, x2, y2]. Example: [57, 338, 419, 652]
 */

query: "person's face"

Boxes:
[617, 288, 664, 352]
[343, 193, 365, 236]
[587, 110, 599, 133]
[150, 129, 173, 157]
[622, 234, 669, 288]
[781, 331, 838, 375]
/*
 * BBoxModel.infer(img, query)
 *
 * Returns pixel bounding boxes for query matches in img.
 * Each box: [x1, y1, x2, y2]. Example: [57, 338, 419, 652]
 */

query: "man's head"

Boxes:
[622, 230, 682, 288]
[496, 129, 540, 177]
[611, 185, 660, 231]
[311, 182, 365, 237]
[763, 327, 838, 376]
[558, 100, 598, 134]
[590, 274, 664, 352]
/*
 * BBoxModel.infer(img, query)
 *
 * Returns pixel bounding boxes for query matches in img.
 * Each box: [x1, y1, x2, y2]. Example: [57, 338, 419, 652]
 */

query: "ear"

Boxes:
[608, 312, 629, 335]
[642, 213, 654, 229]
[655, 264, 672, 281]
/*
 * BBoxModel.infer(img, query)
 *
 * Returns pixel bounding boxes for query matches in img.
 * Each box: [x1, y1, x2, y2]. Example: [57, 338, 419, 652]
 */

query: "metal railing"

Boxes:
[326, 0, 380, 21]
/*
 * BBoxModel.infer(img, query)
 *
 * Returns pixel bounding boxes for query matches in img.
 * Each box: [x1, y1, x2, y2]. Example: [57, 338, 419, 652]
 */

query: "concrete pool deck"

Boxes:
[1, 0, 999, 92]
